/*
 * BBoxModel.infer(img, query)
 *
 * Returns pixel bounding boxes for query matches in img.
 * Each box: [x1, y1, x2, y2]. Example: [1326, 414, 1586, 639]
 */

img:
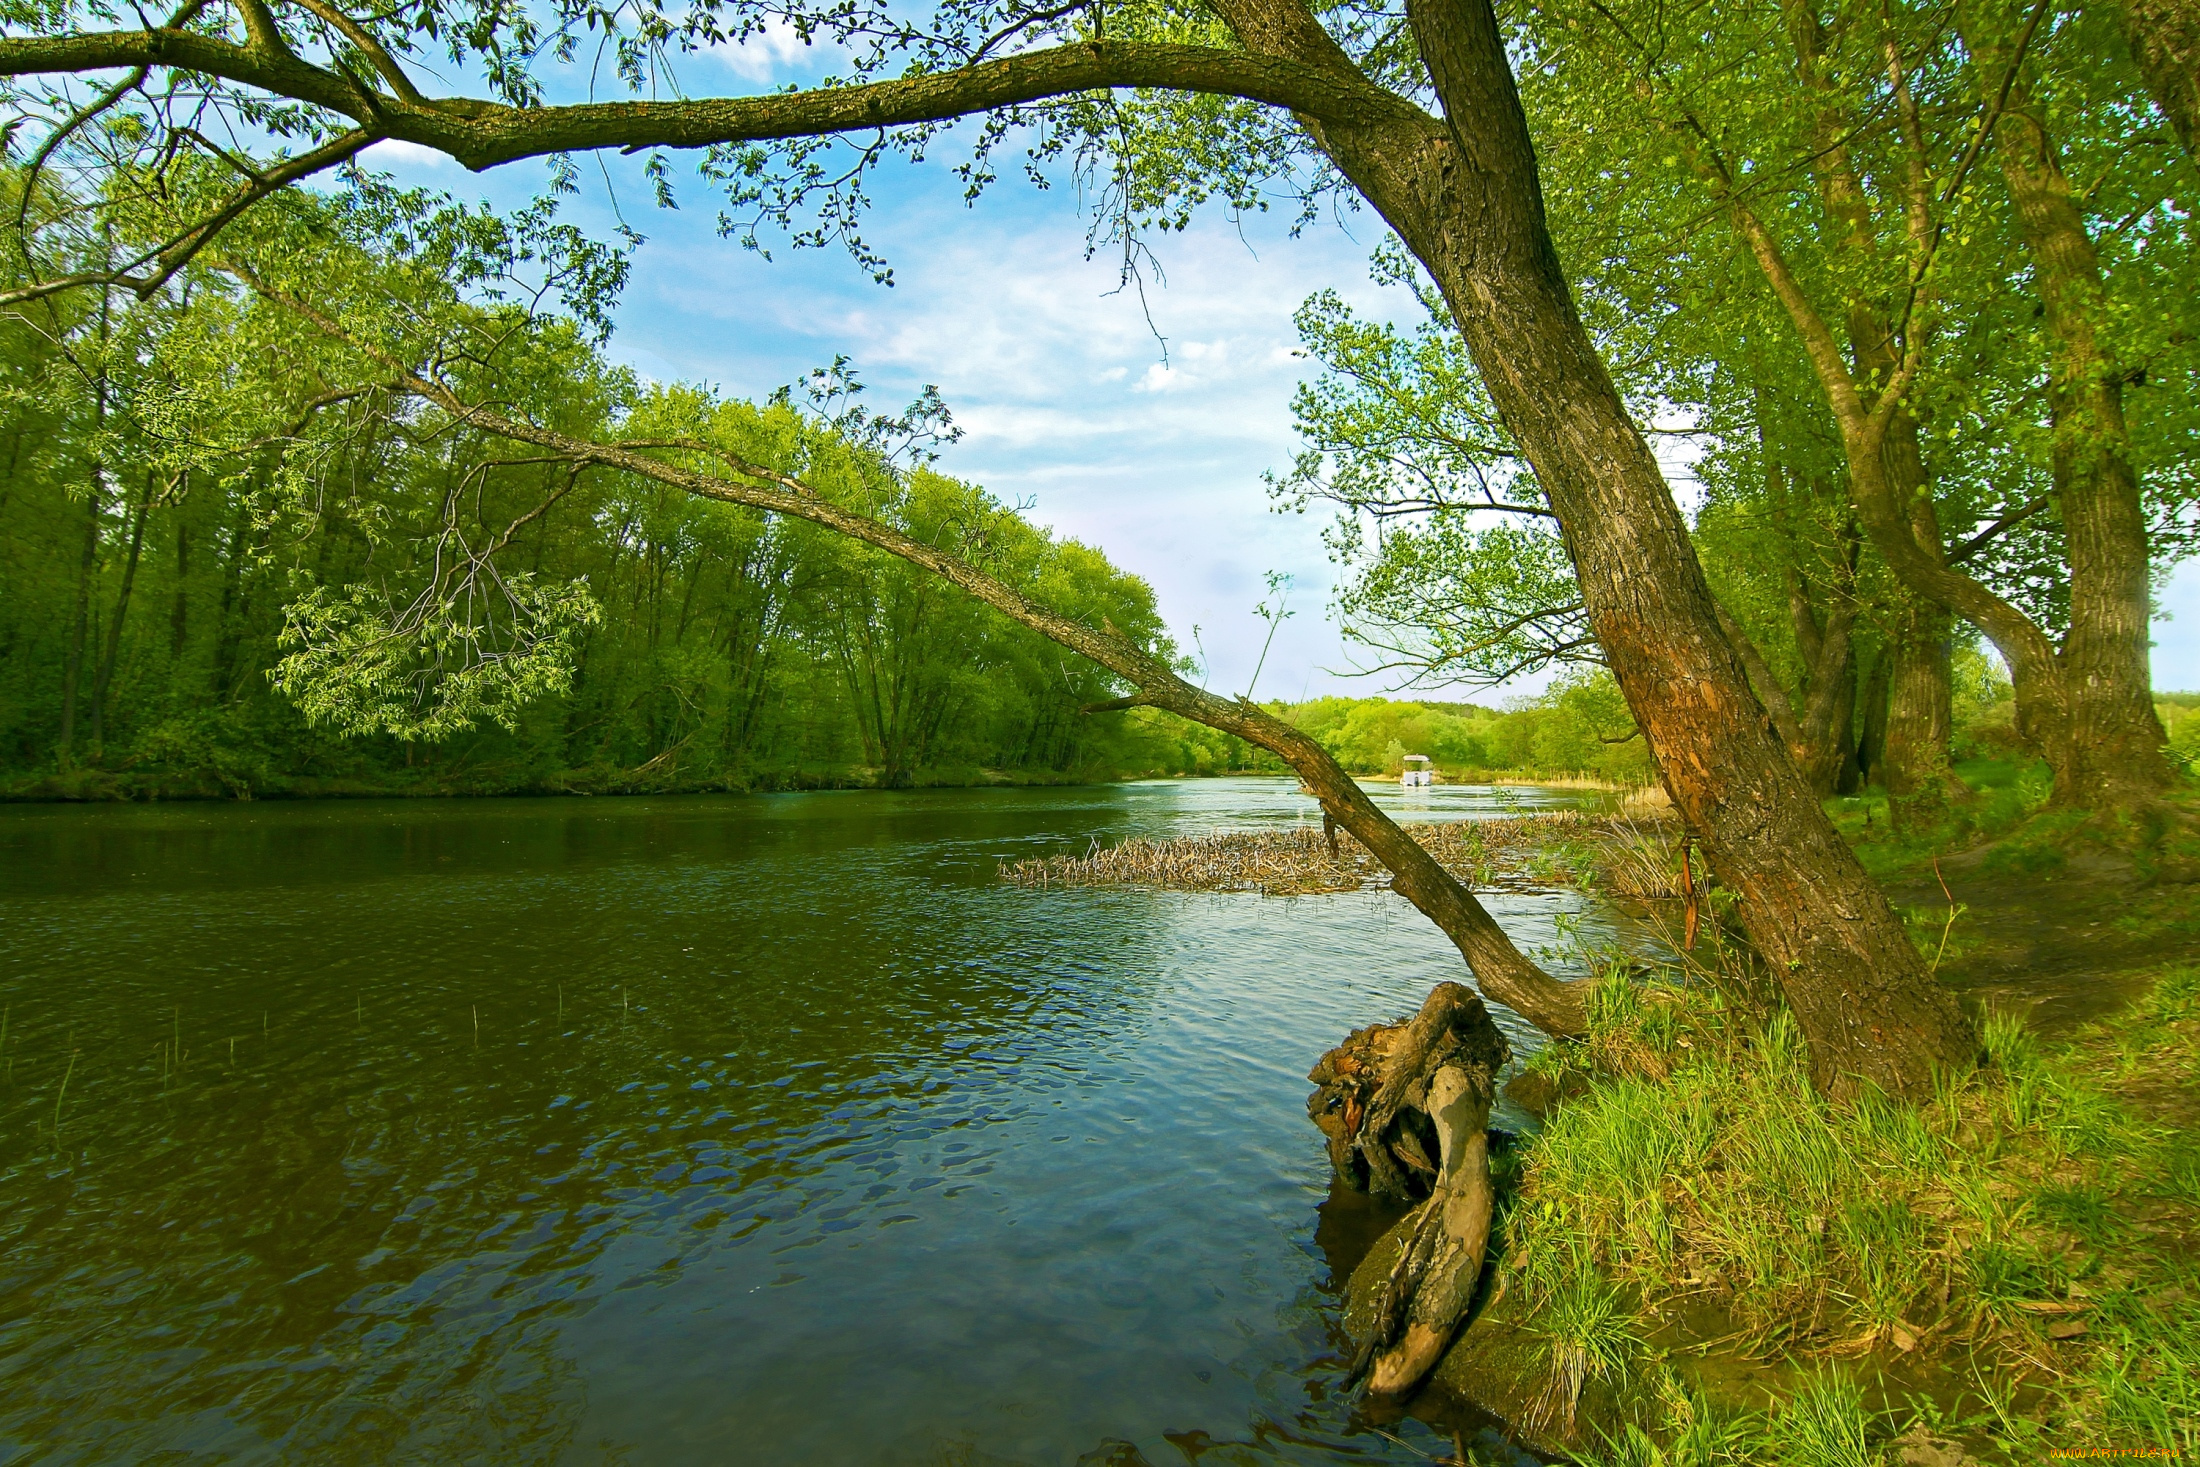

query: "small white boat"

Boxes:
[1401, 754, 1433, 788]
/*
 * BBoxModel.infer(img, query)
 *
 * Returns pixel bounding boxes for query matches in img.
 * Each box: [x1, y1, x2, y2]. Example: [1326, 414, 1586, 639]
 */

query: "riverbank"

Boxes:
[0, 759, 1118, 803]
[1397, 959, 2200, 1465]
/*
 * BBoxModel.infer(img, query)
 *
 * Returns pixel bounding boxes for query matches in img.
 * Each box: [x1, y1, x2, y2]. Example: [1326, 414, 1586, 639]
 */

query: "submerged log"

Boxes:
[1306, 981, 1507, 1397]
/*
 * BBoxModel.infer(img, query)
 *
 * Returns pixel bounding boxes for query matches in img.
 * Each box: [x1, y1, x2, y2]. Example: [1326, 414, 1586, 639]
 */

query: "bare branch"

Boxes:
[1946, 491, 2054, 567]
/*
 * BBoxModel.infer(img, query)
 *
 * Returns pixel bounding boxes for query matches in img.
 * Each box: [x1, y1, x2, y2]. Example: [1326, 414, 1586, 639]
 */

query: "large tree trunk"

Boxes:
[1233, 0, 1976, 1097]
[1787, 541, 1862, 795]
[1797, 604, 1859, 795]
[1856, 644, 1892, 790]
[1872, 400, 1964, 816]
[1975, 29, 2176, 807]
[1883, 601, 1959, 832]
[2109, 0, 2200, 160]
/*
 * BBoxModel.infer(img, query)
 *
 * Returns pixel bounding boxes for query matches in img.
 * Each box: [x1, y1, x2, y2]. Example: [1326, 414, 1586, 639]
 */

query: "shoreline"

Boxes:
[0, 765, 1655, 805]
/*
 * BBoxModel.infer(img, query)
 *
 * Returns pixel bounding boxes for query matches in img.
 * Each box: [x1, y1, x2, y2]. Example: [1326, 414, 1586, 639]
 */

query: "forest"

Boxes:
[0, 285, 1199, 796]
[1, 0, 2197, 1460]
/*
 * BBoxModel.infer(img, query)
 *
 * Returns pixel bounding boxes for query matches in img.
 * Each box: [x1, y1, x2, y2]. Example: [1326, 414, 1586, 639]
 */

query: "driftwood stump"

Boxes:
[1306, 980, 1508, 1397]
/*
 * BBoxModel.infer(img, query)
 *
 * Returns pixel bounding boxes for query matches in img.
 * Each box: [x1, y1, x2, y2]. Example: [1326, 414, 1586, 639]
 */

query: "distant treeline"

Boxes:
[1267, 675, 1652, 784]
[1249, 672, 2200, 788]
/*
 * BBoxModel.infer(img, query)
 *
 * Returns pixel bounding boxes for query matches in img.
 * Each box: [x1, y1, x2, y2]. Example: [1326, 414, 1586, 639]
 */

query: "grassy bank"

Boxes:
[1479, 965, 2200, 1465]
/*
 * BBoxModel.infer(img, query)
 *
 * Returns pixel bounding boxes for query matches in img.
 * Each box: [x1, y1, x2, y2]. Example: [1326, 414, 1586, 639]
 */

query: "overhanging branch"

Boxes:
[0, 32, 1431, 172]
[227, 261, 1588, 1038]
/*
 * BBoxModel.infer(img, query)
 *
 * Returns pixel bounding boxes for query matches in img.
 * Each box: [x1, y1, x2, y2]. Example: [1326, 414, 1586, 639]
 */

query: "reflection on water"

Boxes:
[0, 779, 1600, 1465]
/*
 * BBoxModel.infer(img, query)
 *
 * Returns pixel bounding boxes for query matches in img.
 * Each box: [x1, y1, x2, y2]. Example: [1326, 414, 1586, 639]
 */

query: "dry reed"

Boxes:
[1001, 809, 1691, 898]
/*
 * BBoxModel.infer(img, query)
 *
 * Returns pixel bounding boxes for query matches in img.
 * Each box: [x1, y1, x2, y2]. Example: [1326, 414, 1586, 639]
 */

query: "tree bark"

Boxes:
[1796, 593, 1860, 795]
[1782, 504, 1862, 795]
[89, 471, 152, 749]
[2110, 0, 2200, 160]
[1883, 600, 1959, 832]
[1856, 646, 1892, 790]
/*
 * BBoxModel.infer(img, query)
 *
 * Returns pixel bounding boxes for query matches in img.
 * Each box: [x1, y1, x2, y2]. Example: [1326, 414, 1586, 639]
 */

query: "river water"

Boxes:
[0, 779, 1604, 1466]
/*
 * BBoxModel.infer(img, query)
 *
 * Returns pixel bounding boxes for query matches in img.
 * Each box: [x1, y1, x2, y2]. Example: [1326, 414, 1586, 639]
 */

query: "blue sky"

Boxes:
[363, 67, 2200, 699]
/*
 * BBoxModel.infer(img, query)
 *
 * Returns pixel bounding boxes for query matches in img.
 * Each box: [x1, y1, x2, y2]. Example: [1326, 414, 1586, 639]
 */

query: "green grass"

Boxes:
[1824, 756, 2200, 891]
[1501, 965, 2200, 1464]
[1823, 757, 2058, 881]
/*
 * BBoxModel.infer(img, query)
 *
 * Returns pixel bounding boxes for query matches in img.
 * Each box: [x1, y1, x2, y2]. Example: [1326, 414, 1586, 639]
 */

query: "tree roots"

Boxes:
[1307, 981, 1508, 1397]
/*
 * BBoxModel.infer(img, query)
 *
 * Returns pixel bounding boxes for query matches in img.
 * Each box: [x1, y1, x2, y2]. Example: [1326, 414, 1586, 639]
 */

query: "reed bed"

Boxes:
[1000, 809, 1691, 897]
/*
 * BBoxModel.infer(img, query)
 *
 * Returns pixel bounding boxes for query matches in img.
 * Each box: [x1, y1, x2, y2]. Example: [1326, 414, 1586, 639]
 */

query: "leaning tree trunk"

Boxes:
[256, 275, 1598, 1041]
[1234, 0, 1976, 1097]
[1307, 981, 1507, 1396]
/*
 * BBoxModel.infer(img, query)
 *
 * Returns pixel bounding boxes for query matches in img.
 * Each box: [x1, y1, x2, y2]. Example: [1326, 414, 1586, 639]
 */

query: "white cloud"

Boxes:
[691, 18, 835, 85]
[363, 139, 452, 169]
[1135, 363, 1181, 394]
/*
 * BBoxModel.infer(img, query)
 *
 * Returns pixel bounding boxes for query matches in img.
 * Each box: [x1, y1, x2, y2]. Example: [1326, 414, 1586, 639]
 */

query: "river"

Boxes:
[0, 778, 1607, 1465]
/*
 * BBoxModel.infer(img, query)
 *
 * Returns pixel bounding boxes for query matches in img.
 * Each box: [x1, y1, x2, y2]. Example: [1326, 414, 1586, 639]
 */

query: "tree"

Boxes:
[1283, 251, 1896, 802]
[0, 0, 1974, 1094]
[1276, 280, 1598, 690]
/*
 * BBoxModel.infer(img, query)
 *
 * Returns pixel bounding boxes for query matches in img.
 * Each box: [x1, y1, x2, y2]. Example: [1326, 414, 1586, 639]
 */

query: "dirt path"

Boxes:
[1886, 857, 2199, 1032]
